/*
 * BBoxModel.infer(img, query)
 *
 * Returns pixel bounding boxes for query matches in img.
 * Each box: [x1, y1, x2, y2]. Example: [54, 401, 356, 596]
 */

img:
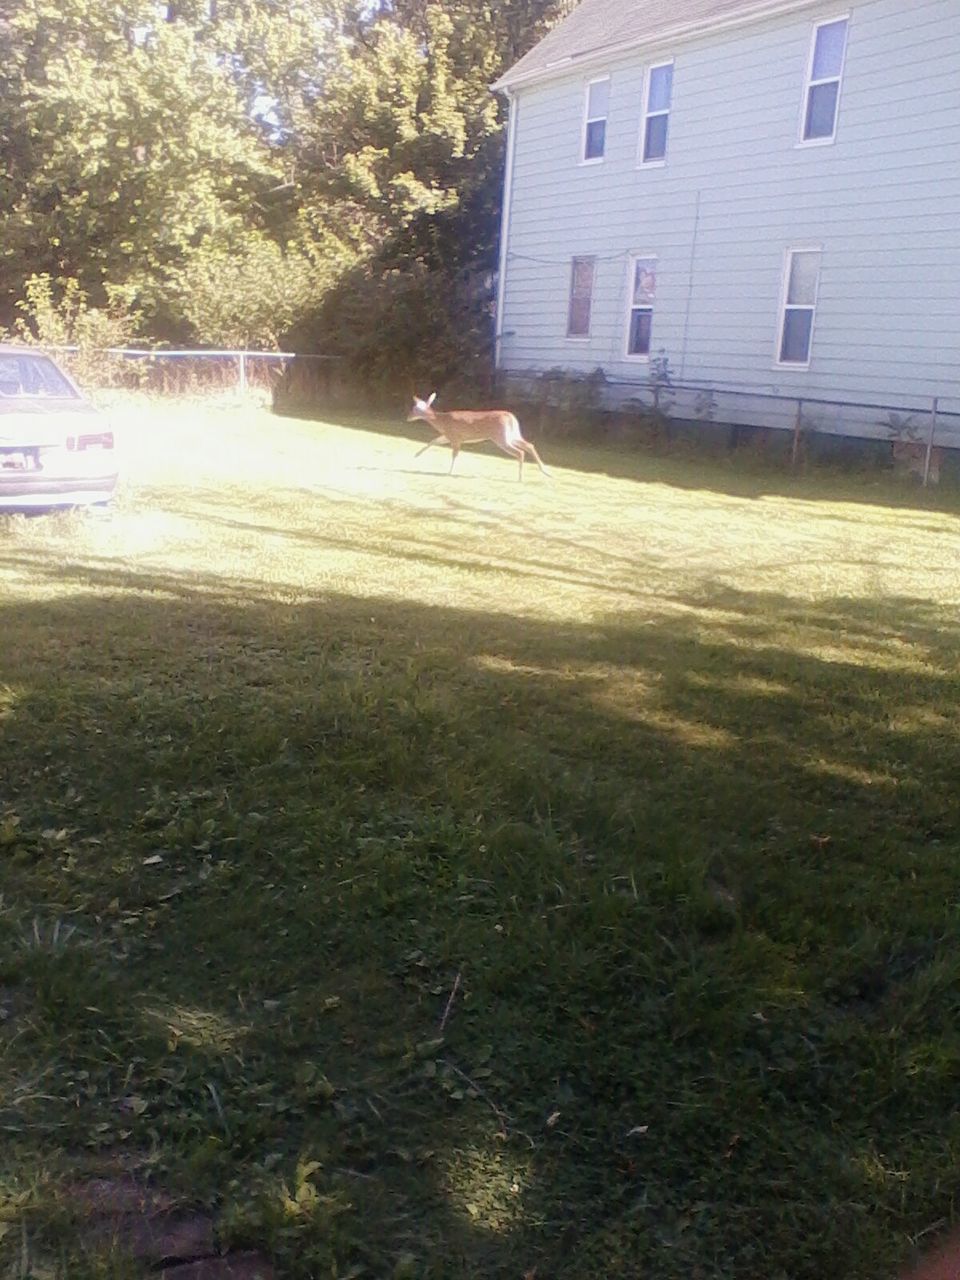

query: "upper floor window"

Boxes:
[777, 248, 821, 366]
[567, 256, 596, 337]
[640, 62, 674, 164]
[582, 78, 610, 162]
[625, 255, 657, 357]
[801, 17, 848, 143]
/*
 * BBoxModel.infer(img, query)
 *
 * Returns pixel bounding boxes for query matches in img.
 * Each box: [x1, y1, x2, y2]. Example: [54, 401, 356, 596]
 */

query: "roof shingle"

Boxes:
[493, 0, 820, 89]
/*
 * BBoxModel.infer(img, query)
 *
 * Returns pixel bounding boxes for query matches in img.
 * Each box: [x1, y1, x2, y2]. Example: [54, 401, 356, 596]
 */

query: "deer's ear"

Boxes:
[427, 392, 437, 407]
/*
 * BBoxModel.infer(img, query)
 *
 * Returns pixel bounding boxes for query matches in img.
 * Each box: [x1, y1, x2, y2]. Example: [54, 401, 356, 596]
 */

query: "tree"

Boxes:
[288, 0, 574, 389]
[0, 0, 573, 371]
[0, 0, 323, 341]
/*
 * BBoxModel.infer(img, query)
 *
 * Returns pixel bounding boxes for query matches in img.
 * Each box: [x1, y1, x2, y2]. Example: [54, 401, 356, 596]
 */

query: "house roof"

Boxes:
[492, 0, 822, 90]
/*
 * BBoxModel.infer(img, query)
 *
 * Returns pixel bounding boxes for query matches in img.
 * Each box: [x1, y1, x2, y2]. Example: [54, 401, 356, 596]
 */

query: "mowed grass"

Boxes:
[2, 396, 960, 1279]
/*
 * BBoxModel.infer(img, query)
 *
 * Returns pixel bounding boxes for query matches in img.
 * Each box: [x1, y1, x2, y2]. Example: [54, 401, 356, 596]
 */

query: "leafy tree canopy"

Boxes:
[0, 0, 572, 371]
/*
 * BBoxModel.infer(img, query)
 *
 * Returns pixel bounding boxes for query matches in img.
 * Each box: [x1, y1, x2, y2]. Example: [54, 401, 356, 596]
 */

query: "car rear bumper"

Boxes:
[0, 470, 118, 509]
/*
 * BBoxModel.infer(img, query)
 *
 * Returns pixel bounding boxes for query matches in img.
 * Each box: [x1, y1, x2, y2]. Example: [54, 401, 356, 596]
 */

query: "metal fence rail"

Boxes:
[31, 344, 960, 487]
[43, 345, 339, 395]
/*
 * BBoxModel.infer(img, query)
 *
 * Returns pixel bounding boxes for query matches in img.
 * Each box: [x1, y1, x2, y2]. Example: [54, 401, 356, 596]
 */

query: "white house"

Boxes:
[492, 0, 960, 445]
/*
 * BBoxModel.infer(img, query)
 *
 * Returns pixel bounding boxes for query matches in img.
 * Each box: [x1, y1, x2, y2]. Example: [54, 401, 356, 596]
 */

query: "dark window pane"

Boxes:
[644, 113, 668, 161]
[568, 257, 595, 335]
[628, 308, 652, 355]
[568, 295, 591, 336]
[584, 118, 606, 159]
[804, 80, 839, 139]
[780, 308, 813, 363]
[572, 257, 595, 295]
[812, 19, 847, 80]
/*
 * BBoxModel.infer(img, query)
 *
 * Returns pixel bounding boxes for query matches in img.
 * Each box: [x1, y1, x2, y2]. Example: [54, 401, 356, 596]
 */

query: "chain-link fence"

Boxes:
[502, 368, 960, 488]
[35, 344, 960, 487]
[44, 345, 341, 399]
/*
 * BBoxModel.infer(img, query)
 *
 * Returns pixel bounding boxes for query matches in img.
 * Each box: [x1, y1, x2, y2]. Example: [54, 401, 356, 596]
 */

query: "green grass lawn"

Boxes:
[2, 396, 960, 1279]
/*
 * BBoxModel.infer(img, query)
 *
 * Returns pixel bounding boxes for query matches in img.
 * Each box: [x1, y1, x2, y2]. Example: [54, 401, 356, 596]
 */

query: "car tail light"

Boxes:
[66, 432, 114, 452]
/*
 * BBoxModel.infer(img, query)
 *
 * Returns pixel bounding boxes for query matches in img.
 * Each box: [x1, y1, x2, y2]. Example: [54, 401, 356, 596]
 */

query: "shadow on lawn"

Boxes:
[291, 405, 960, 519]
[2, 564, 960, 1278]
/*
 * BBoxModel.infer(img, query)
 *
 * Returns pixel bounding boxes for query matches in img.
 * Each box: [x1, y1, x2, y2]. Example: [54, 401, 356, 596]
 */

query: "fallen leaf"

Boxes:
[0, 816, 21, 845]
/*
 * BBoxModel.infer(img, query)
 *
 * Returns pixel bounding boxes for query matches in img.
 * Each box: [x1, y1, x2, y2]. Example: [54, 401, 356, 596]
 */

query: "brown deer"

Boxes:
[407, 393, 550, 480]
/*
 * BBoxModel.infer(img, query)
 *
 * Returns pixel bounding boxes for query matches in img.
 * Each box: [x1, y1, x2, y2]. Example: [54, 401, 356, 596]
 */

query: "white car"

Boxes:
[0, 346, 118, 510]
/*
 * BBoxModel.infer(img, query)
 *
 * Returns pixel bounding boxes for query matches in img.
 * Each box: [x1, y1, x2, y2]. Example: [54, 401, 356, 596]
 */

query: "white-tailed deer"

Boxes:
[407, 393, 550, 480]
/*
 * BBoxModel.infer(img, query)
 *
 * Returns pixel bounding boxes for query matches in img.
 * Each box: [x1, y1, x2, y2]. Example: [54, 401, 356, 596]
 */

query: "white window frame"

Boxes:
[774, 246, 822, 370]
[567, 256, 597, 340]
[580, 76, 610, 165]
[623, 253, 658, 361]
[797, 15, 849, 147]
[638, 60, 674, 168]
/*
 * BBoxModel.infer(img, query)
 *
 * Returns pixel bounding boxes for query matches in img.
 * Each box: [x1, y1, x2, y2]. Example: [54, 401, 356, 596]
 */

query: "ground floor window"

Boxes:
[777, 248, 822, 366]
[567, 256, 596, 337]
[626, 255, 657, 356]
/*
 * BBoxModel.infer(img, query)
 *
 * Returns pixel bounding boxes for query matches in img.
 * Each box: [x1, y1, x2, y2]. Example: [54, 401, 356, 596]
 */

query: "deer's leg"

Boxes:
[448, 444, 461, 474]
[416, 434, 448, 458]
[519, 438, 550, 477]
[495, 440, 525, 480]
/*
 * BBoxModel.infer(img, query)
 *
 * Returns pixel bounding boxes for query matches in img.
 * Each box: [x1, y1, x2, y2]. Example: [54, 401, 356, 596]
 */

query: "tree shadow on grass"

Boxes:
[2, 568, 960, 1278]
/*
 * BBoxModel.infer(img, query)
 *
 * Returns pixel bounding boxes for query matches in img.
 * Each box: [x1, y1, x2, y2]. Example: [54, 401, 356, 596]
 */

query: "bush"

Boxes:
[162, 235, 332, 352]
[6, 275, 142, 389]
[284, 259, 496, 407]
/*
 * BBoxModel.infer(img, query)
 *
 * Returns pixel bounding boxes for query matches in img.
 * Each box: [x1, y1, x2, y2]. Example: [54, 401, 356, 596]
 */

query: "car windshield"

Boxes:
[0, 352, 79, 399]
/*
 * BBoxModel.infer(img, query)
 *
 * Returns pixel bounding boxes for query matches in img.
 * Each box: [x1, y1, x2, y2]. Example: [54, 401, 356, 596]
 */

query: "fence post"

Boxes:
[238, 352, 247, 395]
[922, 396, 939, 488]
[791, 398, 804, 470]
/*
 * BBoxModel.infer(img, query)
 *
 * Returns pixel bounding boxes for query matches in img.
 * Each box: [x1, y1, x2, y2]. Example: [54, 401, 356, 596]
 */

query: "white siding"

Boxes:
[497, 0, 960, 435]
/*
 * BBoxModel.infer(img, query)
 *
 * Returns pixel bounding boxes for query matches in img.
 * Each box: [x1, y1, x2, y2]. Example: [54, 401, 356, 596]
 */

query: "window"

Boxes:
[582, 79, 609, 161]
[777, 249, 821, 365]
[626, 256, 657, 356]
[567, 257, 596, 337]
[0, 354, 76, 398]
[641, 62, 673, 164]
[801, 17, 848, 143]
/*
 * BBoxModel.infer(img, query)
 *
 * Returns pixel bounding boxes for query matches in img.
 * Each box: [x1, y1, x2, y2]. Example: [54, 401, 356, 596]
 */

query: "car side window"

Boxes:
[0, 357, 21, 395]
[30, 357, 76, 396]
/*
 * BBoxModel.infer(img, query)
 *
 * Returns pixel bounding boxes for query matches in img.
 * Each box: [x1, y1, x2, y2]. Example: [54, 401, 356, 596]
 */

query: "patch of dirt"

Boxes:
[89, 1209, 215, 1262]
[70, 1175, 176, 1218]
[66, 1175, 271, 1277]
